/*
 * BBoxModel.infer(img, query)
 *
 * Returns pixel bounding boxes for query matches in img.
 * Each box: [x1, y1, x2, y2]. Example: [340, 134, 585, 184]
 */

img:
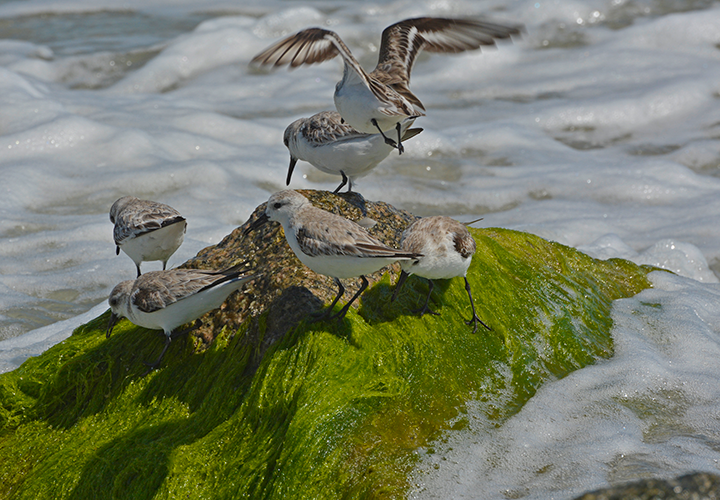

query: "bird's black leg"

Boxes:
[464, 277, 491, 333]
[142, 320, 200, 375]
[391, 270, 409, 302]
[412, 279, 440, 317]
[311, 278, 345, 322]
[143, 335, 172, 375]
[333, 171, 349, 194]
[395, 121, 404, 155]
[371, 118, 399, 150]
[330, 275, 369, 321]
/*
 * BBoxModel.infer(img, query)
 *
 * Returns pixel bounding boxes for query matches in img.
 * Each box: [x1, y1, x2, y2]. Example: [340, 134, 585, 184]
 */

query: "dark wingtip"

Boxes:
[161, 215, 187, 228]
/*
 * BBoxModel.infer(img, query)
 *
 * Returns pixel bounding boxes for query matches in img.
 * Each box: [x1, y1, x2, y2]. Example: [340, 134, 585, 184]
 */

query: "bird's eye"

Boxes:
[273, 202, 282, 209]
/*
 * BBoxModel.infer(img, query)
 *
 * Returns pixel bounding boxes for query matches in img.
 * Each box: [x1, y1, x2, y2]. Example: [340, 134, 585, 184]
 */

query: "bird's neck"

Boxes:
[338, 59, 367, 92]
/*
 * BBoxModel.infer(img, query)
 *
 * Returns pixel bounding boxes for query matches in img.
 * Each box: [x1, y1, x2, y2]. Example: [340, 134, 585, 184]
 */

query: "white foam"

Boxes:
[111, 16, 258, 94]
[2, 1, 720, 494]
[410, 272, 720, 499]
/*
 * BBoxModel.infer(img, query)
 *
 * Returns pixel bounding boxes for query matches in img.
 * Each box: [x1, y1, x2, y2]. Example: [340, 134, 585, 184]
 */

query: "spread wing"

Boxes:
[373, 17, 522, 85]
[250, 28, 342, 68]
[250, 27, 375, 93]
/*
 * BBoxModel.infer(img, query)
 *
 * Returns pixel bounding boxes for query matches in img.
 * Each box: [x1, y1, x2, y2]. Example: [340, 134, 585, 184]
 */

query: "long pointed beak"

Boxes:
[286, 156, 298, 186]
[115, 245, 120, 256]
[243, 212, 269, 237]
[462, 217, 484, 226]
[106, 312, 120, 339]
[391, 270, 410, 302]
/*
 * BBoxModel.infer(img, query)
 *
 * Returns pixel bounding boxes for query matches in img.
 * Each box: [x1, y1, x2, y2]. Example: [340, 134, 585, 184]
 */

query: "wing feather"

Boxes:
[295, 216, 417, 259]
[112, 199, 185, 245]
[373, 17, 522, 83]
[131, 269, 240, 313]
[453, 230, 476, 259]
[301, 111, 370, 145]
[251, 28, 341, 68]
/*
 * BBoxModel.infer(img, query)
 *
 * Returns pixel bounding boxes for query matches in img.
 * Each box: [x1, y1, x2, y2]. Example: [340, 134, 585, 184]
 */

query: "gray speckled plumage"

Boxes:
[110, 196, 185, 246]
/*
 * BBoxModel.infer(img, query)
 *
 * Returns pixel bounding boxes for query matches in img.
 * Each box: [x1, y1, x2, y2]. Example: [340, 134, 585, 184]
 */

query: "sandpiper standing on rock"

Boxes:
[107, 265, 259, 371]
[391, 216, 490, 333]
[244, 190, 421, 321]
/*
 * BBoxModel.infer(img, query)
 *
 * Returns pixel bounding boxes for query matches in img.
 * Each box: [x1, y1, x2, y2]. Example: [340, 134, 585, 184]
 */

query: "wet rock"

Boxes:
[575, 472, 720, 500]
[182, 189, 417, 362]
[0, 190, 656, 499]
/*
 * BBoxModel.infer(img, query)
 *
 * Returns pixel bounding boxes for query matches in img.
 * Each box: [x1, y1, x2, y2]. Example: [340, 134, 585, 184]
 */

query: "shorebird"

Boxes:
[109, 196, 187, 277]
[391, 216, 490, 333]
[107, 265, 258, 371]
[251, 16, 522, 153]
[284, 111, 422, 193]
[244, 190, 420, 321]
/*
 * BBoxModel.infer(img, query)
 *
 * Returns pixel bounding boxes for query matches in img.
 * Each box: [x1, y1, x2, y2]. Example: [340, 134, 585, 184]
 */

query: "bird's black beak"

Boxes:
[106, 311, 120, 339]
[115, 246, 120, 256]
[286, 156, 297, 186]
[243, 212, 269, 237]
[391, 270, 409, 302]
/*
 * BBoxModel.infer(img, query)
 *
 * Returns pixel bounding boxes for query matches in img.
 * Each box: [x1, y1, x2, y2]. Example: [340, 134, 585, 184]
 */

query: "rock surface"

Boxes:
[182, 190, 418, 364]
[575, 472, 720, 500]
[0, 190, 654, 499]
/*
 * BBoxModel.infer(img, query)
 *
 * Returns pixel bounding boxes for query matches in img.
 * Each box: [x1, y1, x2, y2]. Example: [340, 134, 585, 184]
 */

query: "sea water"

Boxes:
[1, 0, 720, 497]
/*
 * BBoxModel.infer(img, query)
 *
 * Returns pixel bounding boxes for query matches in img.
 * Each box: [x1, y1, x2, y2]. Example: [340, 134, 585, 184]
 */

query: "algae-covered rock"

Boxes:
[0, 191, 653, 499]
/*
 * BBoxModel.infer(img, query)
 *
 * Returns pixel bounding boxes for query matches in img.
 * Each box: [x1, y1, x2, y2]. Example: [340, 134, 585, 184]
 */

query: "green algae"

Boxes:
[0, 227, 653, 499]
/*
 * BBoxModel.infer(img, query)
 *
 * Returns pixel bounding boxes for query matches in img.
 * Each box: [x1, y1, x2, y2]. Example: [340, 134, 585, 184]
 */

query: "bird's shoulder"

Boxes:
[131, 270, 218, 313]
[294, 211, 387, 257]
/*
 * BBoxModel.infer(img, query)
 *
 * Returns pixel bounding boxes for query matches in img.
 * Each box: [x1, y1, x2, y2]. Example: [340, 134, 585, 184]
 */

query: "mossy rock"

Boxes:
[0, 191, 653, 499]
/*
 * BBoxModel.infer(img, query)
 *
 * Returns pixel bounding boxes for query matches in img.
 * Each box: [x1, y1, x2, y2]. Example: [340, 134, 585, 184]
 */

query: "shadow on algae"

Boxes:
[0, 228, 653, 499]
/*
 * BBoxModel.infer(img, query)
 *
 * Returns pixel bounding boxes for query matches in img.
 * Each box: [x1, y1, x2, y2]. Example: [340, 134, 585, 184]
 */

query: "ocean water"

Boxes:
[1, 0, 720, 497]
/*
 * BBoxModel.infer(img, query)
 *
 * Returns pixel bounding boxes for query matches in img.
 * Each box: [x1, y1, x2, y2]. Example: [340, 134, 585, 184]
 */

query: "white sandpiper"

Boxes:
[106, 265, 258, 371]
[109, 195, 187, 277]
[244, 189, 420, 321]
[391, 215, 490, 333]
[284, 111, 422, 193]
[251, 17, 522, 153]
